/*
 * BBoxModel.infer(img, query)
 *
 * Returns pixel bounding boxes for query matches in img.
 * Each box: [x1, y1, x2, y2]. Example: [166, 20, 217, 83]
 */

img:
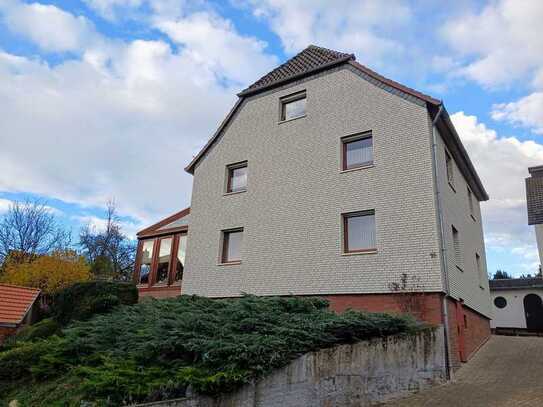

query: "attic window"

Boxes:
[280, 91, 306, 121]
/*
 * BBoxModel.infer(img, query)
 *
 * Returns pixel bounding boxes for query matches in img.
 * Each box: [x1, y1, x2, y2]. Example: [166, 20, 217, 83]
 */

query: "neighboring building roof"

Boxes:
[489, 278, 543, 291]
[137, 207, 190, 239]
[184, 45, 489, 201]
[0, 284, 41, 326]
[526, 166, 543, 225]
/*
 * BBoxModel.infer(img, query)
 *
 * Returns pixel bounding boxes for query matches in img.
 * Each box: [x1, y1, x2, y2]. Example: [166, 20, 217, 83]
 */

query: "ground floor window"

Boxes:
[135, 233, 187, 286]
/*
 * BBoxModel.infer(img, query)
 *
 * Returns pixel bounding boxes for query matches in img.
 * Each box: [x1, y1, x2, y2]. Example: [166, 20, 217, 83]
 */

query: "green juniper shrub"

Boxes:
[0, 295, 421, 406]
[51, 281, 138, 324]
[13, 318, 62, 343]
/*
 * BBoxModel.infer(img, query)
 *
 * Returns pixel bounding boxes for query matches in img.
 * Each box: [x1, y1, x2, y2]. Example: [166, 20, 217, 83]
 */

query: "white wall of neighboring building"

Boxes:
[490, 289, 543, 329]
[535, 224, 543, 266]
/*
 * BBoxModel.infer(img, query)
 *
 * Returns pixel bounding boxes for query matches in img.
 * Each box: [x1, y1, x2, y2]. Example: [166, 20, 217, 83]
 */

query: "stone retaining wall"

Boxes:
[138, 328, 446, 407]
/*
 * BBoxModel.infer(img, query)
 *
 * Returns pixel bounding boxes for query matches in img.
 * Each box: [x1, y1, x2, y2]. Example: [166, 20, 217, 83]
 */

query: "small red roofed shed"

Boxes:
[0, 284, 41, 342]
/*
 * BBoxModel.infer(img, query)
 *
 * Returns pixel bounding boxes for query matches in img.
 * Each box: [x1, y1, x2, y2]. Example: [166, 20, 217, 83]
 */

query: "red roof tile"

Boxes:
[0, 284, 41, 325]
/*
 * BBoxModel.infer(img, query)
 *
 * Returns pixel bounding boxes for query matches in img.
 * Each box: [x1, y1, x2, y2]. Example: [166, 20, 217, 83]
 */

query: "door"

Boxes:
[524, 294, 543, 331]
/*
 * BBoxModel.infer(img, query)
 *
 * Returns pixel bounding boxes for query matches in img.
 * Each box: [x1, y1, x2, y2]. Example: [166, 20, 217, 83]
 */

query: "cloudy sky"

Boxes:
[0, 0, 542, 276]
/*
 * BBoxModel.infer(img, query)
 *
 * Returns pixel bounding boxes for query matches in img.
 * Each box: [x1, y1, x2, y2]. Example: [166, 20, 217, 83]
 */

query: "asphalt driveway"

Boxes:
[383, 335, 543, 407]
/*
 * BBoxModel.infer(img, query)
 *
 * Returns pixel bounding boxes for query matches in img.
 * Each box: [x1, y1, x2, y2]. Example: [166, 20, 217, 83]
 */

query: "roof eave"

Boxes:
[185, 98, 245, 174]
[136, 207, 191, 237]
[436, 106, 489, 201]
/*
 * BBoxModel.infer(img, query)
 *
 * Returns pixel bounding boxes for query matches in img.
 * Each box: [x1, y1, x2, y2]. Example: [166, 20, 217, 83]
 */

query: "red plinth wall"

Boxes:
[138, 285, 182, 299]
[325, 293, 490, 370]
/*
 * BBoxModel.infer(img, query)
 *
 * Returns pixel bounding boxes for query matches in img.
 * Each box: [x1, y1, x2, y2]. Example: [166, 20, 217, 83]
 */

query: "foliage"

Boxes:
[0, 250, 91, 294]
[51, 280, 138, 325]
[0, 199, 71, 267]
[492, 269, 512, 280]
[12, 319, 62, 343]
[0, 295, 420, 406]
[79, 200, 136, 281]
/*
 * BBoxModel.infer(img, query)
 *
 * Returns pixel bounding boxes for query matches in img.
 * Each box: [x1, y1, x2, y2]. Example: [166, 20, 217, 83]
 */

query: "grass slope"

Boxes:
[0, 295, 420, 406]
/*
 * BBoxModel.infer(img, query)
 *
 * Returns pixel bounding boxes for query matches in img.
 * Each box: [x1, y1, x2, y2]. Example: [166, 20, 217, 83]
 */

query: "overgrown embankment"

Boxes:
[0, 294, 420, 406]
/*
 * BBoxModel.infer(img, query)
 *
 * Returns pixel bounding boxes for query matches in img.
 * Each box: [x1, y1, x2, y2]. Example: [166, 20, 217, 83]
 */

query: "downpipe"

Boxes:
[430, 104, 453, 379]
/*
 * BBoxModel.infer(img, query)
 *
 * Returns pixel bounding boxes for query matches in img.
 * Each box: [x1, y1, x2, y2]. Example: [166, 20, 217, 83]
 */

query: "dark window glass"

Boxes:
[139, 239, 154, 284]
[281, 92, 306, 121]
[155, 237, 172, 284]
[175, 235, 187, 282]
[494, 296, 507, 309]
[343, 134, 373, 170]
[222, 229, 243, 263]
[227, 163, 247, 193]
[446, 150, 454, 186]
[343, 211, 376, 252]
[452, 226, 462, 269]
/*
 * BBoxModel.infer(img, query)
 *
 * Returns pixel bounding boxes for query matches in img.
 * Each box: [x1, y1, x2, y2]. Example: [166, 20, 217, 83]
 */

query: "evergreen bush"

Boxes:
[0, 295, 421, 406]
[51, 281, 138, 324]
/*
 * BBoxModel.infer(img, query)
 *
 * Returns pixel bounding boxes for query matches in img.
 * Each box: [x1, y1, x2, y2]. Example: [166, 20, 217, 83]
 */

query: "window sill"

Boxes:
[218, 261, 242, 266]
[470, 214, 477, 222]
[342, 249, 377, 256]
[278, 114, 306, 124]
[340, 164, 374, 173]
[224, 189, 246, 196]
[448, 182, 456, 193]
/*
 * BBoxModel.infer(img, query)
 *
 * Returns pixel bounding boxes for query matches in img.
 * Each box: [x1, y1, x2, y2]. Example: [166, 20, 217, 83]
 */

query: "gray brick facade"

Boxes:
[182, 63, 491, 318]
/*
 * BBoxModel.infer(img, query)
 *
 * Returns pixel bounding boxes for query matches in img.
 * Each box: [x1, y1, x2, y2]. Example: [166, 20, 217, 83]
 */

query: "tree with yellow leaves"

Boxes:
[0, 250, 91, 294]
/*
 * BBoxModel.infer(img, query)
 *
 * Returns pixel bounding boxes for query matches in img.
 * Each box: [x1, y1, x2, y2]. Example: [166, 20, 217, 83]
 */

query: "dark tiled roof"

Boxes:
[527, 167, 543, 225]
[238, 45, 354, 96]
[490, 278, 543, 290]
[0, 284, 40, 325]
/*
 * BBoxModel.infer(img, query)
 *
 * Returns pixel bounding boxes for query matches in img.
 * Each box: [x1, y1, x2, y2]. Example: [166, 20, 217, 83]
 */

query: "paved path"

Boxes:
[383, 335, 543, 407]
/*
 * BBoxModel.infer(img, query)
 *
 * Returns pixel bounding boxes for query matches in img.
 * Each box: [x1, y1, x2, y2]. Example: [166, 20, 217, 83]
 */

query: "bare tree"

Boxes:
[0, 199, 71, 265]
[79, 200, 136, 281]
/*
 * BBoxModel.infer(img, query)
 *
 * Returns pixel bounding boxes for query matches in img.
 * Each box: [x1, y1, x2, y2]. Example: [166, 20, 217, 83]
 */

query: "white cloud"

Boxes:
[156, 12, 277, 86]
[492, 92, 543, 135]
[0, 0, 98, 52]
[0, 198, 12, 214]
[242, 0, 411, 70]
[442, 0, 543, 88]
[0, 2, 276, 227]
[451, 111, 543, 273]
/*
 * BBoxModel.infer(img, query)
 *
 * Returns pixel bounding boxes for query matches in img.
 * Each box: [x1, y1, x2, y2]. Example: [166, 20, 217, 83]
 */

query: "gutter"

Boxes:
[430, 103, 452, 379]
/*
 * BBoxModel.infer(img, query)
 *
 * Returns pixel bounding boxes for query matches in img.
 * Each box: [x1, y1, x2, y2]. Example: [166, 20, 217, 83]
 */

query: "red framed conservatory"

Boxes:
[133, 207, 189, 299]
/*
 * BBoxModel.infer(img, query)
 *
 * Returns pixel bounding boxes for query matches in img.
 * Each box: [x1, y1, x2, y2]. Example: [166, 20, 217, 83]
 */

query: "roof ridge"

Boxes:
[0, 283, 41, 292]
[238, 45, 354, 97]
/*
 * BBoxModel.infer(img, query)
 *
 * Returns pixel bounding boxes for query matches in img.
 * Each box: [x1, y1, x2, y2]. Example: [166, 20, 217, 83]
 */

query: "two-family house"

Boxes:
[134, 45, 492, 370]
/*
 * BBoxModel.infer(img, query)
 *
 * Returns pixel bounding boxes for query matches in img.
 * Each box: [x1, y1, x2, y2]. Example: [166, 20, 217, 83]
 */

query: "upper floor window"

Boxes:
[467, 187, 475, 220]
[445, 150, 455, 189]
[280, 91, 306, 121]
[342, 132, 373, 170]
[221, 228, 243, 264]
[227, 162, 248, 193]
[139, 239, 154, 284]
[475, 253, 486, 289]
[343, 210, 376, 253]
[452, 225, 462, 270]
